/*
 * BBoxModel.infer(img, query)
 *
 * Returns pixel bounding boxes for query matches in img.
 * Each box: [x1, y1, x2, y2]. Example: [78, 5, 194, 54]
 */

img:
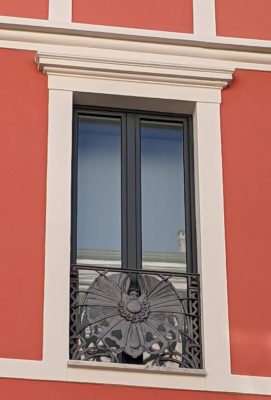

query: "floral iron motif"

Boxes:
[70, 268, 201, 368]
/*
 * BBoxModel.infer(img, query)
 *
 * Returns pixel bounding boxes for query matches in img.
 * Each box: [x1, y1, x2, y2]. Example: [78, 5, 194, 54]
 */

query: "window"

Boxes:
[37, 49, 234, 386]
[70, 107, 201, 369]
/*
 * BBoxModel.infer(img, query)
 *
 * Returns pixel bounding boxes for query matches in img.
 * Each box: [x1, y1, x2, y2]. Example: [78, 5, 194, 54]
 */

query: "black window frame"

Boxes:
[71, 106, 197, 274]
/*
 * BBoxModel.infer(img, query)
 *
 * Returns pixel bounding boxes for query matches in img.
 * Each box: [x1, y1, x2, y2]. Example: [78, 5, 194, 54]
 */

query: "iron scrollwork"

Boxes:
[70, 266, 202, 369]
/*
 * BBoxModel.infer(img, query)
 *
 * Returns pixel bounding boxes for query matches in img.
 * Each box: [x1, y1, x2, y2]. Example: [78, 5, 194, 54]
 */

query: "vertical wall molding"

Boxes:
[193, 102, 231, 379]
[49, 0, 72, 22]
[193, 0, 216, 37]
[43, 88, 73, 371]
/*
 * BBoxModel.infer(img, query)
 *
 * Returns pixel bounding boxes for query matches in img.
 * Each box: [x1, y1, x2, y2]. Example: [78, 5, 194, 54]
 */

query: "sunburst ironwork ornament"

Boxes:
[70, 269, 201, 368]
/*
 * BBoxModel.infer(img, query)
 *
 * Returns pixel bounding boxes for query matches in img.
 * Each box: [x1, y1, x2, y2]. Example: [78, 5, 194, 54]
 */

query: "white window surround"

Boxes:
[40, 50, 235, 389]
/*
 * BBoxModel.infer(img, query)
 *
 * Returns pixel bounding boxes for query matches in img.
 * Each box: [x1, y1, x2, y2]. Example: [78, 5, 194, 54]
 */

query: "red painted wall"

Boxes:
[216, 0, 271, 40]
[72, 0, 193, 33]
[221, 70, 271, 377]
[0, 0, 48, 20]
[0, 379, 269, 399]
[0, 49, 47, 359]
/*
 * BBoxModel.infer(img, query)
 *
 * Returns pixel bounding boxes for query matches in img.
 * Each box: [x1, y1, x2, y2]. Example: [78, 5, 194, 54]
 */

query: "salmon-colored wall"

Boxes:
[0, 379, 269, 400]
[0, 49, 47, 359]
[0, 0, 48, 20]
[72, 0, 193, 33]
[221, 70, 271, 377]
[216, 0, 271, 40]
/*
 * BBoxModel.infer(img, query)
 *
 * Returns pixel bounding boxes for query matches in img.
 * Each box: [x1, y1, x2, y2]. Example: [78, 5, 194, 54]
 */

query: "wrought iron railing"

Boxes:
[70, 265, 202, 369]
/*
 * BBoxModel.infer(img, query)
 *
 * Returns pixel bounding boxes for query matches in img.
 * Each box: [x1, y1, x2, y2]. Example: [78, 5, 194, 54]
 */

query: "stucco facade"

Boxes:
[0, 1, 270, 398]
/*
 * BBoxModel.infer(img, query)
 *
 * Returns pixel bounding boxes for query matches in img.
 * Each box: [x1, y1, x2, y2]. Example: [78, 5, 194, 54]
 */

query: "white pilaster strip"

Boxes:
[193, 0, 216, 37]
[193, 101, 231, 381]
[48, 0, 72, 22]
[42, 88, 73, 371]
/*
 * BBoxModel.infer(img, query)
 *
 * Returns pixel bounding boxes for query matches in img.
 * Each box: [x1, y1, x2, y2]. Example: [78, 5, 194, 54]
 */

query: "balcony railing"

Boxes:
[70, 265, 202, 369]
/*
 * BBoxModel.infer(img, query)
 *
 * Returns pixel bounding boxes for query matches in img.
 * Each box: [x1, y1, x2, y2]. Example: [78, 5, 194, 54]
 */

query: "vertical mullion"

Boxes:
[126, 113, 137, 269]
[121, 113, 143, 364]
[123, 113, 141, 270]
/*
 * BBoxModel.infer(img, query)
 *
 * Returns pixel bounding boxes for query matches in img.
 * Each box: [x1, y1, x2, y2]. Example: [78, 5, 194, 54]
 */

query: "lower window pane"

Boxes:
[141, 119, 186, 271]
[76, 115, 121, 266]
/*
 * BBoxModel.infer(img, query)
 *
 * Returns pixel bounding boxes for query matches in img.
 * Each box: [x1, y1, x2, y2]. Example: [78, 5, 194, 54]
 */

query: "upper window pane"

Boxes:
[141, 120, 186, 271]
[76, 115, 121, 266]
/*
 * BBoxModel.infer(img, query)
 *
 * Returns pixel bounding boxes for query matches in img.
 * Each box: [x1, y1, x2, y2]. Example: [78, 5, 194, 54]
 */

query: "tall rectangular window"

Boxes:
[70, 108, 201, 369]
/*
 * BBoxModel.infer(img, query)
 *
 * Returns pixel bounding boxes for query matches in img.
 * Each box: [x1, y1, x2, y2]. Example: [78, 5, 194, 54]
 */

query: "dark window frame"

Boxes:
[71, 106, 197, 274]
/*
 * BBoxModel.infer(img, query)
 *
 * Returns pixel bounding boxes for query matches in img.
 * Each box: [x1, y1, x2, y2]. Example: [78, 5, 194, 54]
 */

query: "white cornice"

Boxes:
[36, 52, 234, 90]
[1, 16, 271, 54]
[1, 19, 271, 74]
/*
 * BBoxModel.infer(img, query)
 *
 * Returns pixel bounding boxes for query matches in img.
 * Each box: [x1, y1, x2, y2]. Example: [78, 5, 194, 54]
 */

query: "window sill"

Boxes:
[68, 360, 206, 376]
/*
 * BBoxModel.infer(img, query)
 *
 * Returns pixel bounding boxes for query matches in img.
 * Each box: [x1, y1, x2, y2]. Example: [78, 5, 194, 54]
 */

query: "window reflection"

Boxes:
[141, 120, 186, 271]
[76, 115, 121, 266]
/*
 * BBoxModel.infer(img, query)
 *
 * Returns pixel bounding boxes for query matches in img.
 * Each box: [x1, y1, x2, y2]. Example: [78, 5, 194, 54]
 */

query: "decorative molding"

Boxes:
[36, 52, 234, 90]
[1, 26, 271, 74]
[1, 16, 271, 55]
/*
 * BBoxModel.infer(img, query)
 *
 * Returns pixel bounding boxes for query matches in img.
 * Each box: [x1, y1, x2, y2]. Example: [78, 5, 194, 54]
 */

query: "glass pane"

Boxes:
[141, 119, 186, 271]
[76, 115, 121, 266]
